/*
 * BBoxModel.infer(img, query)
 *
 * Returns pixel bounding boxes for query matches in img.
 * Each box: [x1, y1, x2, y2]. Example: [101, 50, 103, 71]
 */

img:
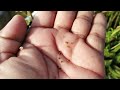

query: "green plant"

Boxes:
[103, 11, 120, 79]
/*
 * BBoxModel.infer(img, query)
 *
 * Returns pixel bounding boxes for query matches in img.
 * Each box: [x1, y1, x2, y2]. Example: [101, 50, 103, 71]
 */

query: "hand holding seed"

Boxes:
[0, 11, 107, 79]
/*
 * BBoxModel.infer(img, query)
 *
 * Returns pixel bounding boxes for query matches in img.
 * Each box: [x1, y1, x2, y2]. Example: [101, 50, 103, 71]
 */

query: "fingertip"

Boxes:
[1, 14, 27, 42]
[54, 11, 77, 31]
[4, 14, 27, 30]
[12, 14, 27, 27]
[31, 11, 57, 28]
[94, 13, 107, 27]
[13, 14, 25, 20]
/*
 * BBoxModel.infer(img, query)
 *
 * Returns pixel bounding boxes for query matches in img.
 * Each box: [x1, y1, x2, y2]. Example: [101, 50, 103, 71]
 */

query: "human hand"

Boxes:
[0, 11, 107, 79]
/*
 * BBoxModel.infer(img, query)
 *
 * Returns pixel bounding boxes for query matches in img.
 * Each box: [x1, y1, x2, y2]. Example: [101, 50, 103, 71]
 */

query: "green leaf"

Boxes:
[113, 65, 120, 71]
[25, 16, 32, 26]
[111, 43, 120, 53]
[105, 60, 112, 67]
[104, 46, 115, 58]
[108, 66, 120, 79]
[115, 54, 120, 64]
[105, 28, 114, 43]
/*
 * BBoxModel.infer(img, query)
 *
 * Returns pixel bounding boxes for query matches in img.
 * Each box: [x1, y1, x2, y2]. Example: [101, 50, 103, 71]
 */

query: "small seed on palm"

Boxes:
[19, 46, 23, 50]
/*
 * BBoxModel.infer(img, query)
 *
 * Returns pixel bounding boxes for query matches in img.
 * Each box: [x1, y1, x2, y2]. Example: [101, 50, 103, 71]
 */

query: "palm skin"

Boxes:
[0, 11, 107, 79]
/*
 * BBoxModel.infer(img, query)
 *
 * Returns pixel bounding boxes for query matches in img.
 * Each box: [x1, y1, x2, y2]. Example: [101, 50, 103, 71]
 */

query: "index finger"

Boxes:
[31, 11, 57, 28]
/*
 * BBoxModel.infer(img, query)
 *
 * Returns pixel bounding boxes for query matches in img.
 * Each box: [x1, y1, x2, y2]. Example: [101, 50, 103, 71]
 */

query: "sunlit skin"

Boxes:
[0, 11, 107, 79]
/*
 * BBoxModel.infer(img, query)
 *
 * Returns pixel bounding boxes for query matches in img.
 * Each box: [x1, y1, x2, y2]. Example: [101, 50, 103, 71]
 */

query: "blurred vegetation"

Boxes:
[1, 11, 120, 79]
[0, 11, 33, 29]
[103, 11, 120, 79]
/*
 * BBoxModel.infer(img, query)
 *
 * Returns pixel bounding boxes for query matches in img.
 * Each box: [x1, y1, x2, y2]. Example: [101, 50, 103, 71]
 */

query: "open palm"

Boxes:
[0, 11, 107, 79]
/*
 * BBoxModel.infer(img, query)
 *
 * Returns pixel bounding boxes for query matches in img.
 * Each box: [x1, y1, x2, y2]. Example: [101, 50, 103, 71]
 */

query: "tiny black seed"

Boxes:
[65, 41, 69, 44]
[59, 51, 62, 55]
[61, 61, 63, 63]
[67, 45, 71, 48]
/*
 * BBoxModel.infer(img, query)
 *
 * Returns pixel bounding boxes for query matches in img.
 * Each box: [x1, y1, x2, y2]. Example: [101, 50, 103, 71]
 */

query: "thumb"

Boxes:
[0, 15, 27, 62]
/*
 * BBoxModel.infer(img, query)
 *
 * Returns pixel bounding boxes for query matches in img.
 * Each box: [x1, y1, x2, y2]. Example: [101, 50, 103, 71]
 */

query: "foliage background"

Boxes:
[0, 11, 120, 79]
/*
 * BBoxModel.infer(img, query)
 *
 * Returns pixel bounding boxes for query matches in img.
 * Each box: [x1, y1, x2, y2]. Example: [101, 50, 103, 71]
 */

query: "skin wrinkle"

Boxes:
[25, 29, 58, 65]
[0, 51, 16, 55]
[89, 33, 105, 42]
[14, 57, 41, 73]
[7, 57, 45, 79]
[73, 32, 87, 39]
[70, 34, 104, 75]
[86, 35, 105, 55]
[17, 47, 49, 79]
[76, 16, 93, 24]
[0, 33, 22, 43]
[0, 36, 21, 58]
[50, 30, 74, 79]
[42, 54, 49, 79]
[0, 37, 21, 61]
[74, 63, 104, 78]
[44, 55, 59, 79]
[54, 25, 70, 31]
[57, 52, 103, 78]
[93, 22, 107, 29]
[0, 53, 17, 62]
[72, 45, 104, 77]
[18, 41, 43, 56]
[0, 36, 21, 44]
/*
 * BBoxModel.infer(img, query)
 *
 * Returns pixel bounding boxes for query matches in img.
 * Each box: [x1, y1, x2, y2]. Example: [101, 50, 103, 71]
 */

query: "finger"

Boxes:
[31, 11, 56, 28]
[0, 15, 27, 61]
[71, 11, 94, 39]
[57, 52, 104, 79]
[86, 13, 107, 53]
[54, 11, 77, 31]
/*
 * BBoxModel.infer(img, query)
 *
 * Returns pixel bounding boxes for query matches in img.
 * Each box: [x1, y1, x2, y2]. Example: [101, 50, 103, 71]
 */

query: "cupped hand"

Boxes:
[0, 11, 107, 79]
